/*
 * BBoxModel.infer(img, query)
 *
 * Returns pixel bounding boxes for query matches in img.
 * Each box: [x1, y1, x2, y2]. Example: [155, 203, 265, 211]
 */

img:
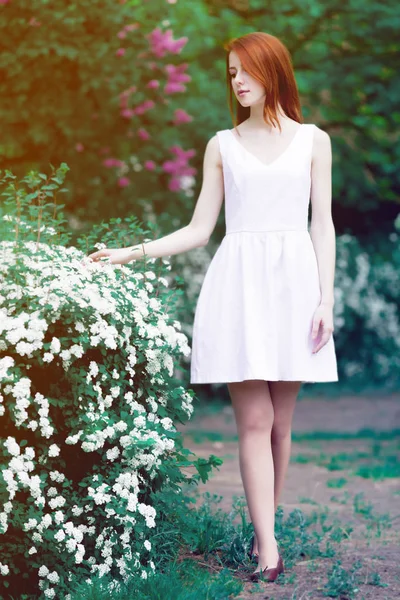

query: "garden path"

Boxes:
[177, 393, 400, 599]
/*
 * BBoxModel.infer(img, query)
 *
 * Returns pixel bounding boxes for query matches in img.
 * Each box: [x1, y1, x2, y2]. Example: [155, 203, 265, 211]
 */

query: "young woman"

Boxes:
[89, 31, 339, 583]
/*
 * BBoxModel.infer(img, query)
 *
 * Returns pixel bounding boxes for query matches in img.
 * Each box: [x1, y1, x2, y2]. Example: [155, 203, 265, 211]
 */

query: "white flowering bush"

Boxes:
[0, 166, 219, 598]
[332, 224, 400, 389]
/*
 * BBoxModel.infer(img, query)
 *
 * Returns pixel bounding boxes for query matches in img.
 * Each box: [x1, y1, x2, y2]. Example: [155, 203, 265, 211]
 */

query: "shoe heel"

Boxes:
[247, 534, 258, 561]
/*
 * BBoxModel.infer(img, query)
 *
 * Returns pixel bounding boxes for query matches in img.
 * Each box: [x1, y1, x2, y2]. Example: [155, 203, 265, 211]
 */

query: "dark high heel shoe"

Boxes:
[247, 534, 259, 561]
[249, 553, 284, 583]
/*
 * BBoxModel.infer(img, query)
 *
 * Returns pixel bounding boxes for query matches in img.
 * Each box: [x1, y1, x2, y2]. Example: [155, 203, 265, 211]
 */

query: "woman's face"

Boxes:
[228, 51, 265, 106]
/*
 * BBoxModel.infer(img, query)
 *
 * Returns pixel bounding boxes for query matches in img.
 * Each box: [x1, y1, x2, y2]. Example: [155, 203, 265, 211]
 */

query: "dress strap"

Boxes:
[215, 130, 231, 164]
[303, 124, 316, 163]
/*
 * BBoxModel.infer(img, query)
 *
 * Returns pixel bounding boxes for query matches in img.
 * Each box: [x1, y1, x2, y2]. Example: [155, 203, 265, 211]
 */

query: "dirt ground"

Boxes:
[177, 394, 400, 599]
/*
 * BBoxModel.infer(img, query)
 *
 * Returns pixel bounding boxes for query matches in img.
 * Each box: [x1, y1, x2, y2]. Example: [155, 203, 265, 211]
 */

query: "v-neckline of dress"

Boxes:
[228, 124, 304, 169]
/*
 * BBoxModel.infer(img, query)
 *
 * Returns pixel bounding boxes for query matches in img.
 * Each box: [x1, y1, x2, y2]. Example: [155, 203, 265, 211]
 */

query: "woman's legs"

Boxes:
[227, 379, 278, 573]
[250, 380, 302, 556]
[270, 381, 302, 507]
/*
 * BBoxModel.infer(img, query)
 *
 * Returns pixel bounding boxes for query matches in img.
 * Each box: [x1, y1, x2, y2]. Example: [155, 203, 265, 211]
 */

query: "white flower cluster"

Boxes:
[0, 237, 195, 597]
[334, 233, 400, 380]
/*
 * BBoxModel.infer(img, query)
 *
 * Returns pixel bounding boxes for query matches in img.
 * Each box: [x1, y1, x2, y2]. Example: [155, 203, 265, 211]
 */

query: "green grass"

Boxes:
[326, 477, 348, 488]
[291, 440, 400, 480]
[186, 427, 400, 480]
[9, 489, 396, 600]
[185, 427, 400, 444]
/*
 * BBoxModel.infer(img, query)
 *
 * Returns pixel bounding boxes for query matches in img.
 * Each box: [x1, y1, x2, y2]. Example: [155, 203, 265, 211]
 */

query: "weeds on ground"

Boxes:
[9, 490, 395, 599]
[323, 558, 363, 598]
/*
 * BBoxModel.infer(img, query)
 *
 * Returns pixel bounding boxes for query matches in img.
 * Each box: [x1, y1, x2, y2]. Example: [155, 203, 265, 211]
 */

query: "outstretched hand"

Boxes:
[311, 302, 334, 353]
[87, 247, 134, 266]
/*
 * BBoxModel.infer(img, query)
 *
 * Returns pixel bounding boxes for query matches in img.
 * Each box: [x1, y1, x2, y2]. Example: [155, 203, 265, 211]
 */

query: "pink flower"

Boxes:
[119, 86, 137, 108]
[164, 63, 191, 94]
[116, 48, 126, 57]
[168, 177, 181, 191]
[161, 145, 197, 192]
[118, 177, 130, 187]
[103, 158, 125, 168]
[147, 28, 188, 58]
[144, 161, 156, 171]
[0, 0, 10, 4]
[165, 82, 186, 94]
[133, 100, 155, 115]
[117, 30, 127, 39]
[138, 128, 150, 140]
[121, 108, 135, 119]
[173, 108, 192, 124]
[147, 79, 160, 89]
[75, 143, 84, 152]
[125, 23, 139, 32]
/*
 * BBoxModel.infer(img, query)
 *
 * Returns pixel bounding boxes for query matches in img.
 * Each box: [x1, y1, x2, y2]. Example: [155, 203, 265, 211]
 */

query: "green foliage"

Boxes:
[67, 560, 243, 600]
[293, 441, 400, 480]
[204, 0, 400, 234]
[1, 1, 398, 235]
[323, 559, 363, 598]
[0, 0, 200, 226]
[0, 164, 71, 247]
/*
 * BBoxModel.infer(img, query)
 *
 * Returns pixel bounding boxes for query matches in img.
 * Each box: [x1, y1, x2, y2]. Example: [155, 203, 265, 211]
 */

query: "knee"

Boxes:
[271, 421, 291, 444]
[239, 410, 274, 437]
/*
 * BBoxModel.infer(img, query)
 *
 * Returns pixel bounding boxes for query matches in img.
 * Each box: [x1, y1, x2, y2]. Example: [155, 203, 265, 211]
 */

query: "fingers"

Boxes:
[88, 249, 110, 261]
[312, 329, 333, 354]
[311, 318, 321, 340]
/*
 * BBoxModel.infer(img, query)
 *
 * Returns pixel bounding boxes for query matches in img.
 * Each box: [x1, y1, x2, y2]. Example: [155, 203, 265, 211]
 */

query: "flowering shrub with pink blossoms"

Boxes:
[0, 167, 220, 598]
[0, 0, 202, 224]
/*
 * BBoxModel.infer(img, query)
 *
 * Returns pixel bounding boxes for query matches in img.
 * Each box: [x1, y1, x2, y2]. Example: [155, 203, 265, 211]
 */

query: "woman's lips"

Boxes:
[238, 90, 249, 96]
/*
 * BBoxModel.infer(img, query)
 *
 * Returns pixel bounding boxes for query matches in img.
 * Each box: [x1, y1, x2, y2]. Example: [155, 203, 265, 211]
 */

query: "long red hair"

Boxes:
[223, 32, 303, 134]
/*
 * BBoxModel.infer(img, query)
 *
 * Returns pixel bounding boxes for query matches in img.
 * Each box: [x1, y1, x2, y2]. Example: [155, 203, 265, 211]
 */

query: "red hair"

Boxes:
[223, 32, 303, 134]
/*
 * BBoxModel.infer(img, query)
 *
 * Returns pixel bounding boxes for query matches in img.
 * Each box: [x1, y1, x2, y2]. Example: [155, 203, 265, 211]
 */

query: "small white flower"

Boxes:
[39, 565, 50, 578]
[133, 415, 146, 428]
[49, 337, 61, 354]
[48, 444, 60, 457]
[89, 361, 99, 377]
[110, 386, 120, 398]
[54, 529, 65, 542]
[106, 447, 120, 461]
[47, 571, 60, 584]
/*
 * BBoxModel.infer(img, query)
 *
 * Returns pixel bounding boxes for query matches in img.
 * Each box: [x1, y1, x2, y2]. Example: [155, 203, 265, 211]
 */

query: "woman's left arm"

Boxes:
[309, 127, 336, 353]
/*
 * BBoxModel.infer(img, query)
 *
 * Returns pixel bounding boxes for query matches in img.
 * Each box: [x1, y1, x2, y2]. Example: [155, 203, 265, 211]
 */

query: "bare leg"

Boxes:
[270, 381, 302, 507]
[251, 380, 302, 556]
[227, 379, 279, 573]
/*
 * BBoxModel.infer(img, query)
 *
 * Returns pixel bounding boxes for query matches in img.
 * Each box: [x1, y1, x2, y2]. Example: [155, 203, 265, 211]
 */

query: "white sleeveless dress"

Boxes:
[190, 123, 339, 384]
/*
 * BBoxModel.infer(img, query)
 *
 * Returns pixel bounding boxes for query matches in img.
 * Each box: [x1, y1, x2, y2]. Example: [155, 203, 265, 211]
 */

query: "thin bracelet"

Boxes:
[129, 243, 145, 256]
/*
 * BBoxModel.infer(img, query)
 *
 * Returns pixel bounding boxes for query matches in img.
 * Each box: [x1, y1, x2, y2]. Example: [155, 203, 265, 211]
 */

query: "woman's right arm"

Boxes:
[88, 135, 224, 264]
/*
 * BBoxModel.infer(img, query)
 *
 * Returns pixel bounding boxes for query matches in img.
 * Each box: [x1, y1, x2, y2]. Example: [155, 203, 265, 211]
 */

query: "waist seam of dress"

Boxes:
[225, 229, 308, 234]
